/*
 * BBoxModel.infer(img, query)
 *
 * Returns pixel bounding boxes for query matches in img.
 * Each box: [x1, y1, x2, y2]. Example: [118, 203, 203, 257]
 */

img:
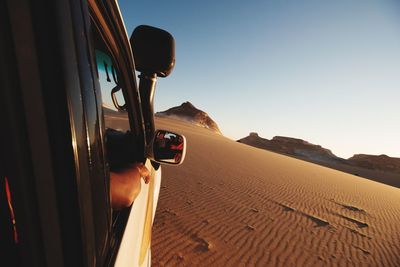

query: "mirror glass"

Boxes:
[153, 130, 186, 164]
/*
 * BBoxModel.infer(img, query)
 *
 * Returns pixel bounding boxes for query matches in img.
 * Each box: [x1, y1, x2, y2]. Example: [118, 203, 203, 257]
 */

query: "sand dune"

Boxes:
[152, 117, 400, 266]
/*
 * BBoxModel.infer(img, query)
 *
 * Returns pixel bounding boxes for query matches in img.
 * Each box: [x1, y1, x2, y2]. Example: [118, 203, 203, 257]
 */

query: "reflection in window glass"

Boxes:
[95, 49, 129, 131]
[95, 50, 125, 111]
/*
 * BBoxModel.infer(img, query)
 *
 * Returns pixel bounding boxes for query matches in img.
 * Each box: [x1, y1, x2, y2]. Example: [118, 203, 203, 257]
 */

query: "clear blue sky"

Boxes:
[118, 0, 400, 159]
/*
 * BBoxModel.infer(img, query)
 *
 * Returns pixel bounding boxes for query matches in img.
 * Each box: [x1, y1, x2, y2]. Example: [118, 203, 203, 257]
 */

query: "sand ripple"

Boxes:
[152, 117, 400, 266]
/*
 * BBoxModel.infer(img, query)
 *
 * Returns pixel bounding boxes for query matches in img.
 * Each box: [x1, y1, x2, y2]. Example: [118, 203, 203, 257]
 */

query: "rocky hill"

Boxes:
[238, 132, 400, 187]
[156, 102, 221, 134]
[348, 154, 400, 173]
[238, 133, 343, 164]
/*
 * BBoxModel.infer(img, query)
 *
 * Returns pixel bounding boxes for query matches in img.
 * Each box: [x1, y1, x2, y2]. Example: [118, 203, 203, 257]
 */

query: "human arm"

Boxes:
[110, 162, 150, 210]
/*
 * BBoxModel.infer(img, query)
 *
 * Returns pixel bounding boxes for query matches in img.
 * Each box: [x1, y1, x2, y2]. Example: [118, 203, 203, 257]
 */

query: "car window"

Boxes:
[91, 21, 138, 260]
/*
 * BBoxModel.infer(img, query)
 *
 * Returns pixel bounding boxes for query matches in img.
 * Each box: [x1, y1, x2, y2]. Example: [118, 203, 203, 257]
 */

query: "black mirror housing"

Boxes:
[130, 25, 175, 77]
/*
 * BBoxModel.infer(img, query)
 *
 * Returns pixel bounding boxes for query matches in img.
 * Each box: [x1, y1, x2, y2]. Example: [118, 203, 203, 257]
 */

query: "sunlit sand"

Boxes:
[152, 116, 400, 266]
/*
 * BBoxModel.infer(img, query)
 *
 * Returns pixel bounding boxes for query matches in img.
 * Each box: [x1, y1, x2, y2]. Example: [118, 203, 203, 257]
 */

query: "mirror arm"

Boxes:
[139, 72, 157, 146]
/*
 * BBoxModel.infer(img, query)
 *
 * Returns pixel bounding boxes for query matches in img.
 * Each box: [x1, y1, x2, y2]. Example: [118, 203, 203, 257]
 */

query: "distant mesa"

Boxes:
[238, 133, 339, 164]
[348, 154, 400, 173]
[238, 132, 400, 187]
[156, 102, 222, 134]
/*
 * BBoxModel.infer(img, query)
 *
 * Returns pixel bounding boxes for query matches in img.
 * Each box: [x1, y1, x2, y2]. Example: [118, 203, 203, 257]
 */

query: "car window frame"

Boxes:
[88, 0, 146, 263]
[88, 0, 145, 144]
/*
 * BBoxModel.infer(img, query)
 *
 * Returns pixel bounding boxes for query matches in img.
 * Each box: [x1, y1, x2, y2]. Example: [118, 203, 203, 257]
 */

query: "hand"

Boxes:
[110, 162, 150, 210]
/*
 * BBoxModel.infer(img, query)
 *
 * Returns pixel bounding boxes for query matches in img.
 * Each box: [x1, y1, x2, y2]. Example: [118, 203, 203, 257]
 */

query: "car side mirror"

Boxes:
[130, 25, 176, 146]
[150, 130, 186, 165]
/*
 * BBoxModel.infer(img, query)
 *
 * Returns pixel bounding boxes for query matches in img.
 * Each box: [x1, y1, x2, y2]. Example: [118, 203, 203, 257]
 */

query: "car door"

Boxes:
[1, 0, 111, 266]
[1, 0, 162, 265]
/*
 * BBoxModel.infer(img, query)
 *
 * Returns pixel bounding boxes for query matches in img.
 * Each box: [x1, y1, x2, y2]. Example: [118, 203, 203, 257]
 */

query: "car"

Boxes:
[0, 0, 185, 266]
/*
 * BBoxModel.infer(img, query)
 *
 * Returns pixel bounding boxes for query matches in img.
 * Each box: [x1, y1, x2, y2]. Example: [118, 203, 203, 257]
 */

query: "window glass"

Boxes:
[95, 49, 130, 132]
[95, 50, 125, 111]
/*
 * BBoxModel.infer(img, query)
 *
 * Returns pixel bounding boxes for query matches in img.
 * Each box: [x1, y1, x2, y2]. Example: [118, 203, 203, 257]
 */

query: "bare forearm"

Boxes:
[110, 163, 150, 210]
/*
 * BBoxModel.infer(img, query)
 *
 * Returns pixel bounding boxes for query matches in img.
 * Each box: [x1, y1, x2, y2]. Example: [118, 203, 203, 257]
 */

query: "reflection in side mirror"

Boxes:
[151, 130, 186, 165]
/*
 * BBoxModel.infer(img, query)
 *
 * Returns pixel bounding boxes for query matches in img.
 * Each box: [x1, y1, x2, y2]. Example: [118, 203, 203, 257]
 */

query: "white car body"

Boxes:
[114, 161, 162, 267]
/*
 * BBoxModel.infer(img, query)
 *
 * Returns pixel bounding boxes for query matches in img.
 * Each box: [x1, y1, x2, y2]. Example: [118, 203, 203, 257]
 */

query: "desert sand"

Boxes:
[152, 117, 400, 266]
